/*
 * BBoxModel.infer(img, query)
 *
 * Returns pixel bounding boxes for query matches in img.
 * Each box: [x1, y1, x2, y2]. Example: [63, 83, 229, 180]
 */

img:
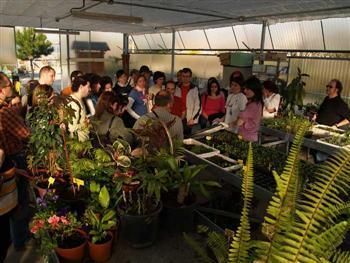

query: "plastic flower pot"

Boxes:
[88, 231, 113, 263]
[55, 230, 87, 263]
[162, 193, 198, 233]
[119, 202, 162, 248]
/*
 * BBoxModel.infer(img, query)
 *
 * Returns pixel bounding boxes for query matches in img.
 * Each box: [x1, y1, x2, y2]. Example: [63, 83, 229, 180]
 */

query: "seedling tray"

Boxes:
[204, 154, 242, 172]
[183, 138, 220, 158]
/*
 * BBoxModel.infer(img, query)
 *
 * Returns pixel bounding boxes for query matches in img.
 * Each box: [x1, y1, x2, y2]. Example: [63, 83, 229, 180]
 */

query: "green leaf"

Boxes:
[98, 186, 110, 209]
[89, 181, 100, 193]
[116, 155, 131, 168]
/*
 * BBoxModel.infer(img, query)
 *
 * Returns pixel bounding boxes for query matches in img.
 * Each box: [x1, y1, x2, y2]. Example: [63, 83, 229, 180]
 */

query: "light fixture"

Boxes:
[34, 29, 80, 35]
[71, 10, 143, 24]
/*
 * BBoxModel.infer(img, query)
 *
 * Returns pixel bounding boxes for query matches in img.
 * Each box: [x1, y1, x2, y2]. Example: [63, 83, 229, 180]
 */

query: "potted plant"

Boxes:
[30, 211, 86, 262]
[159, 152, 221, 232]
[115, 167, 168, 248]
[84, 208, 117, 263]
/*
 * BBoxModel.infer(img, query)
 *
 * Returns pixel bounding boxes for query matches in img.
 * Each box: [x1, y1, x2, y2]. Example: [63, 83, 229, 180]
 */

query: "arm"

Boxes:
[239, 103, 261, 131]
[335, 119, 349, 128]
[187, 89, 200, 123]
[220, 96, 226, 113]
[336, 101, 350, 127]
[85, 98, 95, 117]
[201, 95, 208, 119]
[3, 108, 30, 140]
[126, 97, 140, 119]
[67, 101, 81, 135]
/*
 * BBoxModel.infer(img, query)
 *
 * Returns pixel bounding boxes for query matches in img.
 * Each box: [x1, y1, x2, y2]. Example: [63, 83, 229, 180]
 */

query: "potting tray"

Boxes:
[203, 154, 242, 172]
[312, 125, 345, 137]
[183, 138, 220, 158]
[317, 135, 350, 150]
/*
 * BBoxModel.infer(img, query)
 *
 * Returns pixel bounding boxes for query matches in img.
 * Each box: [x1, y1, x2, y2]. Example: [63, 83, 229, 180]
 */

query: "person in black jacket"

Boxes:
[315, 79, 350, 128]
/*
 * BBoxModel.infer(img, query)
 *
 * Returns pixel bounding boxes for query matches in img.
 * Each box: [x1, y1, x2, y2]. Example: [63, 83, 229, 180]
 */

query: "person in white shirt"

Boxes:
[68, 76, 91, 142]
[223, 77, 247, 127]
[262, 80, 281, 118]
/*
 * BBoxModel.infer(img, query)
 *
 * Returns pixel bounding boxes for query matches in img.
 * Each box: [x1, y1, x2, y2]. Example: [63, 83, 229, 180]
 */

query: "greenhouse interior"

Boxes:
[1, 0, 350, 262]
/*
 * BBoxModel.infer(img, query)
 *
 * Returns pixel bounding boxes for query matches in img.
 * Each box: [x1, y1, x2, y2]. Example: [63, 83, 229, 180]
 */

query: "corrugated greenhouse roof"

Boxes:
[72, 41, 110, 51]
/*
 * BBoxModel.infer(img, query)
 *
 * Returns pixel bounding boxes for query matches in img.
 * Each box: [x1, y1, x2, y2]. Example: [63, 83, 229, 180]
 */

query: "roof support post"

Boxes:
[171, 29, 176, 78]
[260, 20, 267, 64]
[122, 33, 130, 74]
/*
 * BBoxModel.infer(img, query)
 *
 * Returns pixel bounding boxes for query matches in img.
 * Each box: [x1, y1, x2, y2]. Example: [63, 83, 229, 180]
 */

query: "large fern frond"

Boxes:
[258, 121, 308, 262]
[183, 233, 215, 263]
[207, 231, 229, 263]
[229, 143, 254, 262]
[275, 149, 350, 262]
[331, 250, 350, 263]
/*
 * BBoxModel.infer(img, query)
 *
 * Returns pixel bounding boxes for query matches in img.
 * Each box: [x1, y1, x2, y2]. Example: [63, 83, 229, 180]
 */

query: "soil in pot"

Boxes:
[162, 191, 197, 233]
[58, 186, 89, 217]
[119, 202, 162, 248]
[206, 155, 233, 168]
[55, 231, 86, 263]
[88, 232, 113, 263]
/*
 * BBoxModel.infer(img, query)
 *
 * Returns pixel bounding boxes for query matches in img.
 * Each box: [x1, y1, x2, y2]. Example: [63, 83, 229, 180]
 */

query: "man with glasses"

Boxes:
[315, 79, 350, 128]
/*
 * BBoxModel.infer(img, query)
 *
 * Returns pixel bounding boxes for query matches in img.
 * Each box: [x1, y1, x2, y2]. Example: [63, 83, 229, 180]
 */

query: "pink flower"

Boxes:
[31, 226, 39, 234]
[48, 215, 60, 228]
[60, 216, 69, 225]
[36, 219, 45, 228]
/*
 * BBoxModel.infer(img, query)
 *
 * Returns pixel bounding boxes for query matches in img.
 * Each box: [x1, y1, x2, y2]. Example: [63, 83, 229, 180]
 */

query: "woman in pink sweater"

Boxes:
[236, 76, 263, 142]
[200, 78, 225, 128]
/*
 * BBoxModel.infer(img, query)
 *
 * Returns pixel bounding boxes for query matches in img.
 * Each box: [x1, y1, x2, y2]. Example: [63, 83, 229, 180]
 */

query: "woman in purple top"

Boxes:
[236, 76, 263, 142]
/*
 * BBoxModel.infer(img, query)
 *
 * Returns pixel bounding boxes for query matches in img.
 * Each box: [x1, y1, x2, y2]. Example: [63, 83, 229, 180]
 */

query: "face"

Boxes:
[166, 83, 176, 95]
[156, 77, 165, 86]
[326, 81, 338, 96]
[1, 79, 13, 98]
[263, 87, 270, 98]
[43, 70, 56, 86]
[111, 102, 118, 113]
[80, 82, 91, 98]
[244, 87, 255, 99]
[181, 72, 191, 85]
[230, 81, 241, 94]
[210, 83, 219, 95]
[118, 74, 128, 85]
[136, 77, 146, 90]
[105, 83, 112, 92]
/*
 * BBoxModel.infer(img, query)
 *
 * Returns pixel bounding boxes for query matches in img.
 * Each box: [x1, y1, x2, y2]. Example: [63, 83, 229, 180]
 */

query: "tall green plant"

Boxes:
[280, 67, 309, 112]
[16, 28, 54, 79]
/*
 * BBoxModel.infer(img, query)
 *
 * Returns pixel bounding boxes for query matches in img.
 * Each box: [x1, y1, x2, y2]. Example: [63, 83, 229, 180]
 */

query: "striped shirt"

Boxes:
[0, 166, 18, 215]
[133, 107, 184, 141]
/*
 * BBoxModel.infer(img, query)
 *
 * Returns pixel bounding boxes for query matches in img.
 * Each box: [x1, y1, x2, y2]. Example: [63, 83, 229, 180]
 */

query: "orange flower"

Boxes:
[48, 215, 60, 228]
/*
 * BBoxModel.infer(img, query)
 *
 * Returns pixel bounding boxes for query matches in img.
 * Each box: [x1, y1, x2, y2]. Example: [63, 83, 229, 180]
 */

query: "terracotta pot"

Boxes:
[88, 232, 113, 263]
[55, 230, 87, 263]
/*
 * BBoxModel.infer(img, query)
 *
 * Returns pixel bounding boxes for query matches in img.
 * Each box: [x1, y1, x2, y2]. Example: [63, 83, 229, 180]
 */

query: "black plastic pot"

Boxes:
[119, 202, 162, 248]
[162, 199, 198, 233]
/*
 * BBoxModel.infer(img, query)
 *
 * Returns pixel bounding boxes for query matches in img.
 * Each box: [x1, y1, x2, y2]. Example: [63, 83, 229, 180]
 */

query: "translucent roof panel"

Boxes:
[160, 33, 173, 49]
[131, 34, 150, 49]
[233, 24, 262, 49]
[322, 18, 350, 51]
[269, 20, 324, 50]
[204, 27, 238, 49]
[175, 32, 185, 49]
[178, 30, 209, 49]
[144, 34, 167, 50]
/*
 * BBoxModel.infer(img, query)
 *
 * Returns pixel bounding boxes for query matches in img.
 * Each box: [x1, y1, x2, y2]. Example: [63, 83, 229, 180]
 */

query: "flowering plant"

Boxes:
[30, 211, 82, 255]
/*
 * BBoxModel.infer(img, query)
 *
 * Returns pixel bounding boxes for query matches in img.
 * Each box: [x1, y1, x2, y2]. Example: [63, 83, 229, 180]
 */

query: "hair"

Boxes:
[100, 76, 113, 92]
[39, 66, 55, 78]
[0, 72, 11, 89]
[116, 69, 126, 79]
[94, 91, 120, 118]
[72, 76, 89, 92]
[154, 91, 173, 107]
[139, 65, 150, 74]
[263, 80, 279, 94]
[32, 84, 54, 107]
[331, 79, 343, 95]
[166, 80, 175, 87]
[153, 71, 165, 84]
[244, 76, 263, 103]
[12, 75, 20, 82]
[176, 70, 183, 77]
[230, 76, 244, 89]
[229, 70, 244, 83]
[207, 77, 221, 96]
[27, 79, 39, 107]
[84, 73, 101, 95]
[182, 68, 192, 76]
[129, 69, 139, 76]
[70, 70, 83, 82]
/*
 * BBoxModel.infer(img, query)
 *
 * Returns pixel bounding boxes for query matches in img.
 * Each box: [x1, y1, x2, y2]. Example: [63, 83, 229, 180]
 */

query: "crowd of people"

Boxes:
[0, 62, 349, 261]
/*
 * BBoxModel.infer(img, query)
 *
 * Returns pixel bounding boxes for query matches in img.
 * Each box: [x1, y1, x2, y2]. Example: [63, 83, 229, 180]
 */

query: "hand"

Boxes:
[237, 118, 244, 127]
[59, 123, 66, 132]
[187, 119, 194, 125]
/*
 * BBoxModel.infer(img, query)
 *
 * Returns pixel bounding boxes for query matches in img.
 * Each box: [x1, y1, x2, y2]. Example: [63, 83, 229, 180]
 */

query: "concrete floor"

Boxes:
[5, 228, 199, 263]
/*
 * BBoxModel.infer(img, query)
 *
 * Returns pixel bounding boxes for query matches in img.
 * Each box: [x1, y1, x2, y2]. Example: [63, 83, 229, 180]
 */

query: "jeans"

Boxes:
[8, 153, 30, 249]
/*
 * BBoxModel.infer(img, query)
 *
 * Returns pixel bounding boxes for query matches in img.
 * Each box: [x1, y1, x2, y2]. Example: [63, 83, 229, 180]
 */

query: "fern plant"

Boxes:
[185, 121, 350, 263]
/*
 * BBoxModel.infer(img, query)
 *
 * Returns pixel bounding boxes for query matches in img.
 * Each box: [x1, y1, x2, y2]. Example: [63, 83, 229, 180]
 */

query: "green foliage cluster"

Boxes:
[262, 115, 313, 136]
